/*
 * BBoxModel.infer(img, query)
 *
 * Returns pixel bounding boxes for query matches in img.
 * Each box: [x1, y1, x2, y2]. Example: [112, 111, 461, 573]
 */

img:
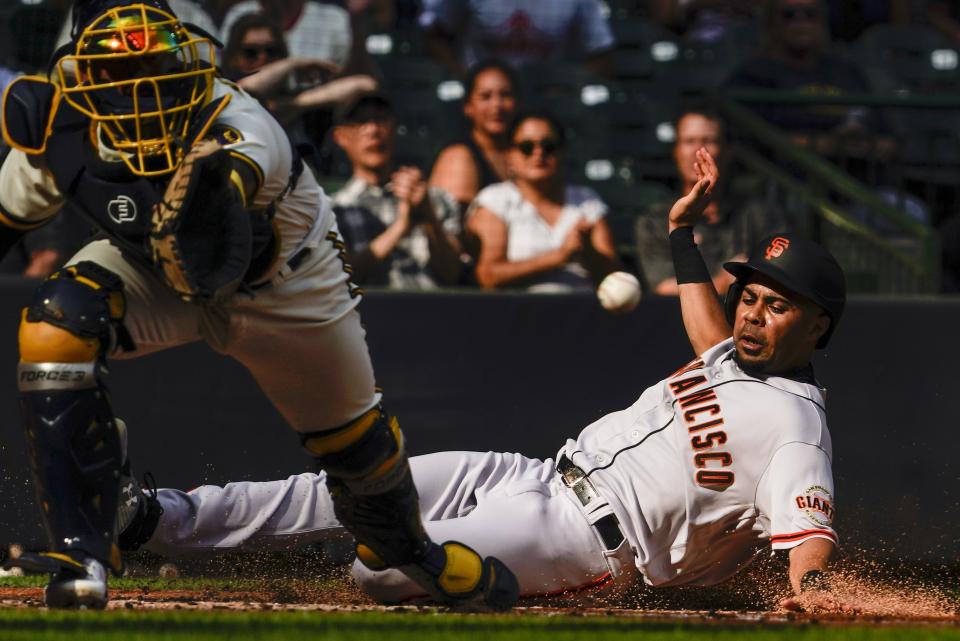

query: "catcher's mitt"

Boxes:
[149, 140, 252, 303]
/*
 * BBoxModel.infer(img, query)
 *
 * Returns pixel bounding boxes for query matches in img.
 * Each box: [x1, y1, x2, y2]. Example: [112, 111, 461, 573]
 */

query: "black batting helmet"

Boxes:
[723, 233, 846, 349]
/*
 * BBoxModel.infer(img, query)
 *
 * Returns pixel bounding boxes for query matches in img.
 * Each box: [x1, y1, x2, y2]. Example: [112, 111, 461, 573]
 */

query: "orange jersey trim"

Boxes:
[771, 529, 837, 544]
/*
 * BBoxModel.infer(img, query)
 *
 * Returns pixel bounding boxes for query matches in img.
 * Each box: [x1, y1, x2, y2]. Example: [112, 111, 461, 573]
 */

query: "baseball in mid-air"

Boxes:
[597, 271, 642, 313]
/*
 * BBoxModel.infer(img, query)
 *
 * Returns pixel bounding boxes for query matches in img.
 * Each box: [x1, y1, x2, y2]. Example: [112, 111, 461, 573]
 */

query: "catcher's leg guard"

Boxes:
[16, 263, 133, 580]
[301, 408, 519, 610]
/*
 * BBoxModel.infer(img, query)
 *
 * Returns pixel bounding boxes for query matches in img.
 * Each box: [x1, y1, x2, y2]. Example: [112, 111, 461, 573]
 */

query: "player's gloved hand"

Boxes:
[149, 140, 253, 303]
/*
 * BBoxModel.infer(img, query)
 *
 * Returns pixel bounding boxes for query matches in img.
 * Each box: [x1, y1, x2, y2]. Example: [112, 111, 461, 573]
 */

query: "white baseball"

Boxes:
[597, 271, 641, 313]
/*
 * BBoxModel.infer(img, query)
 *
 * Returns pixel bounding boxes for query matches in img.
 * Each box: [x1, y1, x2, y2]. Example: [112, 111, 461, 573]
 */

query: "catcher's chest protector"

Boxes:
[43, 98, 227, 261]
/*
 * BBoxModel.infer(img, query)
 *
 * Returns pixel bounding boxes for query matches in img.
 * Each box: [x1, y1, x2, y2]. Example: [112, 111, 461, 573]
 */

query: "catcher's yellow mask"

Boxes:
[55, 3, 217, 176]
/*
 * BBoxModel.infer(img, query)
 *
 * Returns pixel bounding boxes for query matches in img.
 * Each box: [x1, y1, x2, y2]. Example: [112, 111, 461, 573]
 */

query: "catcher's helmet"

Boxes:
[723, 233, 846, 349]
[55, 0, 217, 176]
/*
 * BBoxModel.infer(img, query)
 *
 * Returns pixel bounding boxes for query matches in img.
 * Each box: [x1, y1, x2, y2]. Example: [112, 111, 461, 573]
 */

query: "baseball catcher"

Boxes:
[1, 0, 518, 609]
[114, 150, 851, 611]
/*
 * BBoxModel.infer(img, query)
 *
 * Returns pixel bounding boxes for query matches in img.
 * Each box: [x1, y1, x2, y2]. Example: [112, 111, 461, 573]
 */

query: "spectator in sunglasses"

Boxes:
[468, 111, 620, 291]
[329, 92, 464, 289]
[222, 14, 377, 144]
[725, 0, 877, 137]
[221, 0, 352, 68]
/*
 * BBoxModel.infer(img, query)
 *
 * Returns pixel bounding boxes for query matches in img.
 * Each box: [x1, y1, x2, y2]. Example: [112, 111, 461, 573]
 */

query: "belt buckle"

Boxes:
[572, 479, 599, 506]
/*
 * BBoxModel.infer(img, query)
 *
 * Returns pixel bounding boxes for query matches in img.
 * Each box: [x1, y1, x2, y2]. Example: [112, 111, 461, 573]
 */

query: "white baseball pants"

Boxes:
[146, 451, 638, 600]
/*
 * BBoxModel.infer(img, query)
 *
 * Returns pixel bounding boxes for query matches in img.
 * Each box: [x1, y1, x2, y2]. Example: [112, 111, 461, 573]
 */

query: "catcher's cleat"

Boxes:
[5, 551, 107, 609]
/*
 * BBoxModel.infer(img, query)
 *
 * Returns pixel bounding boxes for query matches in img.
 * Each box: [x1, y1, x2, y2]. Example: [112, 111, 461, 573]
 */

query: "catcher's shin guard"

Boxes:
[301, 408, 519, 609]
[16, 263, 132, 572]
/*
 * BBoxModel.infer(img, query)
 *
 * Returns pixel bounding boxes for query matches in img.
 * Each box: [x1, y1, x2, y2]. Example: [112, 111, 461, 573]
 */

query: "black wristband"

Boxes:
[800, 569, 830, 592]
[669, 226, 711, 284]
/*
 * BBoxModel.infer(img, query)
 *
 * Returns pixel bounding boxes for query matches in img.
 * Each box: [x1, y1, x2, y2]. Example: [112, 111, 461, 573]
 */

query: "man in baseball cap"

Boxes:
[329, 90, 463, 288]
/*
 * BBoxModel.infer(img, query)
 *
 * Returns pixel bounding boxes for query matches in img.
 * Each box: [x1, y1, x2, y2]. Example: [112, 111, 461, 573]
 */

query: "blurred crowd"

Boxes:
[3, 0, 960, 295]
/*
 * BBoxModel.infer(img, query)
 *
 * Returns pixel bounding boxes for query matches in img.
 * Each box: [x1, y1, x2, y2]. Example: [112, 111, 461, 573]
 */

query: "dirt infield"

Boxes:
[0, 553, 956, 629]
[0, 582, 956, 627]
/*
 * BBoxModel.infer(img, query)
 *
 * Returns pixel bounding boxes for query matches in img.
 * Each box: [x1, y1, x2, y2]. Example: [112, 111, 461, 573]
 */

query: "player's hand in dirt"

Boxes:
[668, 147, 718, 233]
[780, 592, 861, 615]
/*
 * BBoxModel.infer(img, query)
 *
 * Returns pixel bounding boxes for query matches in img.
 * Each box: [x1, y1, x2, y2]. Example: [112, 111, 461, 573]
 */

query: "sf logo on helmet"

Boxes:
[764, 237, 790, 260]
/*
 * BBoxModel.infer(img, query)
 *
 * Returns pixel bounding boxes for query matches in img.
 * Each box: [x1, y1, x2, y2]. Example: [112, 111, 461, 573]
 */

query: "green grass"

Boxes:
[0, 610, 956, 641]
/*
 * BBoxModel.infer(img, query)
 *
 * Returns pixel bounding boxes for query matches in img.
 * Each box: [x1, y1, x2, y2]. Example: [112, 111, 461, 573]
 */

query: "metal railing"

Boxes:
[718, 91, 944, 293]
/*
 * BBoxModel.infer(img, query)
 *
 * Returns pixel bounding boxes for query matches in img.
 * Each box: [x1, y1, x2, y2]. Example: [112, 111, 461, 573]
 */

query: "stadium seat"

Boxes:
[889, 109, 960, 187]
[376, 58, 459, 160]
[8, 3, 65, 71]
[591, 178, 673, 255]
[611, 18, 679, 81]
[603, 92, 678, 183]
[655, 39, 749, 95]
[365, 27, 425, 58]
[377, 57, 450, 95]
[517, 63, 612, 149]
[611, 17, 676, 51]
[853, 24, 960, 93]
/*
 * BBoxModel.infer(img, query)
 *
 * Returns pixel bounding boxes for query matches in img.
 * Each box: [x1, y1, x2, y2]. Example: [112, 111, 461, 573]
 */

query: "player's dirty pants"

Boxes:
[145, 451, 637, 601]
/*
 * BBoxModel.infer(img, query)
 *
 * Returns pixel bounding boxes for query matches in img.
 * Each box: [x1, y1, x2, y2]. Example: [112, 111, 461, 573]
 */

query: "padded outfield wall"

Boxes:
[0, 280, 955, 563]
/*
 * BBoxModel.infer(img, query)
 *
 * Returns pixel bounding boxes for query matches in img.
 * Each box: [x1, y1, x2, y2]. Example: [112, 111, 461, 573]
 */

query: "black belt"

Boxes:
[557, 454, 625, 551]
[248, 245, 312, 291]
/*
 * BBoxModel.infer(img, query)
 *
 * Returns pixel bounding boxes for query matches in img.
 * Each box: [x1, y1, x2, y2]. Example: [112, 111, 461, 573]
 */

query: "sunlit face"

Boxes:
[507, 118, 562, 185]
[230, 27, 283, 76]
[464, 68, 517, 138]
[777, 0, 825, 53]
[674, 113, 723, 186]
[333, 104, 395, 174]
[732, 273, 830, 375]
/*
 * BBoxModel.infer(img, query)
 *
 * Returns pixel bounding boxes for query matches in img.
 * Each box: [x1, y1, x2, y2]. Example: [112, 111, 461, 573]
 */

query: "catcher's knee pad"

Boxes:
[16, 262, 131, 570]
[300, 406, 408, 495]
[18, 261, 133, 363]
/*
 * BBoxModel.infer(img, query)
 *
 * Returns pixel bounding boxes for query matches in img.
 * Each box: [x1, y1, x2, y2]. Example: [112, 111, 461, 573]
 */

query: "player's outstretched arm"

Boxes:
[668, 148, 731, 355]
[780, 538, 857, 613]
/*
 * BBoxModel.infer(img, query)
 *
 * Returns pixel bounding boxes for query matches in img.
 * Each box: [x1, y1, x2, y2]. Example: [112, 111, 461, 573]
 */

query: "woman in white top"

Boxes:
[468, 111, 620, 291]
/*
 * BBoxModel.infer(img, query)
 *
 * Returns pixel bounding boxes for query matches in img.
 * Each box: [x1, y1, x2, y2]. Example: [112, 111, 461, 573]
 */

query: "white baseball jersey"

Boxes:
[143, 338, 836, 600]
[563, 337, 836, 587]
